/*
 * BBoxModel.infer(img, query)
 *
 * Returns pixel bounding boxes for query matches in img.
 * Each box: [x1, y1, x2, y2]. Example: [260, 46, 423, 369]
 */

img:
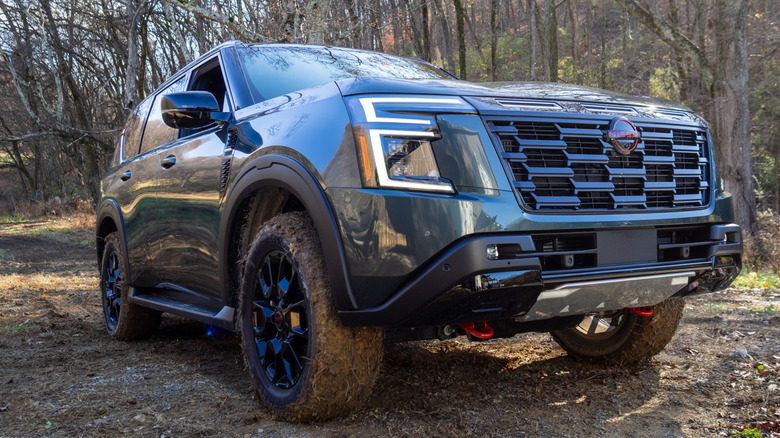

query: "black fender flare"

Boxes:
[219, 154, 358, 310]
[95, 199, 131, 278]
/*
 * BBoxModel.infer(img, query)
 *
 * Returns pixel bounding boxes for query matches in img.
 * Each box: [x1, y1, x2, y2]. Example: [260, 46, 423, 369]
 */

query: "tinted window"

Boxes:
[122, 98, 152, 161]
[179, 60, 229, 138]
[190, 62, 228, 111]
[139, 75, 188, 154]
[238, 45, 452, 103]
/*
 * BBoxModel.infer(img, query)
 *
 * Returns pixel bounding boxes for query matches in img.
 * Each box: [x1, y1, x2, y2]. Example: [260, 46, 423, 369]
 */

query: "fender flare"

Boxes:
[219, 154, 358, 310]
[95, 199, 131, 279]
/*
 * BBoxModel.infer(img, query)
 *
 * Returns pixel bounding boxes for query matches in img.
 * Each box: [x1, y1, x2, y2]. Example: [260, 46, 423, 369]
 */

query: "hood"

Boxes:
[336, 77, 693, 114]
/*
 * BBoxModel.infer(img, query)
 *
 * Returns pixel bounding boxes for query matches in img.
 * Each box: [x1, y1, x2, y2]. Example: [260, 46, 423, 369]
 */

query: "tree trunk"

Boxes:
[599, 1, 606, 88]
[528, 0, 537, 80]
[388, 0, 400, 53]
[125, 0, 139, 109]
[432, 0, 456, 72]
[491, 0, 498, 80]
[404, 0, 425, 58]
[775, 154, 779, 214]
[669, 0, 687, 103]
[453, 0, 467, 79]
[539, 0, 550, 81]
[547, 0, 559, 82]
[710, 0, 755, 232]
[585, 0, 592, 73]
[568, 0, 578, 82]
[422, 1, 431, 61]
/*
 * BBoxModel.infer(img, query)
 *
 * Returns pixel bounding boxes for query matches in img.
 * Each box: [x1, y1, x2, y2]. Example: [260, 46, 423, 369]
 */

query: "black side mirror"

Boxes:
[161, 91, 230, 129]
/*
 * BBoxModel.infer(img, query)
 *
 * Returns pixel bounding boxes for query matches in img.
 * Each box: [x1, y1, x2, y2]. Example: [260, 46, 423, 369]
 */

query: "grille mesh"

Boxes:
[485, 117, 710, 211]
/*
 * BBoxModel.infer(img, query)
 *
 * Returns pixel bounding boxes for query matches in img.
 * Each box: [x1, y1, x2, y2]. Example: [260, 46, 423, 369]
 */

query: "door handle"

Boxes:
[161, 155, 177, 169]
[120, 171, 132, 181]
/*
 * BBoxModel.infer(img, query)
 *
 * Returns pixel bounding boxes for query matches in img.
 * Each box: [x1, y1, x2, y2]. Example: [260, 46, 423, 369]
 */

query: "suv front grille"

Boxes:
[485, 117, 711, 212]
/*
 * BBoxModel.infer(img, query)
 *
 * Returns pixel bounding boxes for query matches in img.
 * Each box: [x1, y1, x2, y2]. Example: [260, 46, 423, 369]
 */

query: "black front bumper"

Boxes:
[337, 224, 742, 327]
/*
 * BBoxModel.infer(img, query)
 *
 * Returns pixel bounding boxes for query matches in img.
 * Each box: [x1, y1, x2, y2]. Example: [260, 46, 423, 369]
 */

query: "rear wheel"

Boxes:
[100, 232, 161, 340]
[550, 297, 685, 364]
[239, 212, 383, 422]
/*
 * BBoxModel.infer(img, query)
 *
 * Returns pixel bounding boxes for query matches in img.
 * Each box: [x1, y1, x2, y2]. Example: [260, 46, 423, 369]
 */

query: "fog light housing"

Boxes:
[486, 244, 499, 260]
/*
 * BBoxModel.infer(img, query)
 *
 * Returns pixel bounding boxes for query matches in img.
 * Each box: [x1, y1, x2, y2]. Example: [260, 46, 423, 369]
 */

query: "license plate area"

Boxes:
[596, 229, 657, 266]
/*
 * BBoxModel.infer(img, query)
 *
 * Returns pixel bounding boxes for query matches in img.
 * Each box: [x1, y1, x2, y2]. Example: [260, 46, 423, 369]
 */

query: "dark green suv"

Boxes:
[97, 41, 742, 421]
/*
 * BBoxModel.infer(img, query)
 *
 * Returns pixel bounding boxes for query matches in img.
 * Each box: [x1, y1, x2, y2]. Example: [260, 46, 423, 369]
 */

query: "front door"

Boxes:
[147, 57, 232, 299]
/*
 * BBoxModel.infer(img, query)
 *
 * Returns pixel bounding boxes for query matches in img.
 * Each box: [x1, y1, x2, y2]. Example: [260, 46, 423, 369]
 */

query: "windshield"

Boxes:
[237, 45, 453, 103]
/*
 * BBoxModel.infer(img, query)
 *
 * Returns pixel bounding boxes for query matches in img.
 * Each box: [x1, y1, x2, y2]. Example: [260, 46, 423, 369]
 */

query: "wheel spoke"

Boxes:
[283, 339, 305, 373]
[276, 256, 289, 298]
[278, 258, 296, 298]
[285, 299, 305, 312]
[586, 316, 600, 335]
[280, 343, 300, 387]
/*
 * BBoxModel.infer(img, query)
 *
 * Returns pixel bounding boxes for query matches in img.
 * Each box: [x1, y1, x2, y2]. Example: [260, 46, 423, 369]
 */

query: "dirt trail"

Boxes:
[0, 218, 778, 437]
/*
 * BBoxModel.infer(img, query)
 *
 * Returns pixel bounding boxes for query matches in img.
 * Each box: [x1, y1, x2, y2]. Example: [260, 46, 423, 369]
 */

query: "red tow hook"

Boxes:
[458, 321, 494, 339]
[628, 306, 653, 317]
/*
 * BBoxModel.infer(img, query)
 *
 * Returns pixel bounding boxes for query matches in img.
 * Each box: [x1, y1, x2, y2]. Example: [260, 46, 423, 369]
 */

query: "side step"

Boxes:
[129, 288, 236, 330]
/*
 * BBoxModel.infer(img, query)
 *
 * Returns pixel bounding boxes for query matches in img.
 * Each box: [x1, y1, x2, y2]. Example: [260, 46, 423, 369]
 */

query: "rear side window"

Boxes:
[139, 75, 188, 154]
[122, 99, 152, 161]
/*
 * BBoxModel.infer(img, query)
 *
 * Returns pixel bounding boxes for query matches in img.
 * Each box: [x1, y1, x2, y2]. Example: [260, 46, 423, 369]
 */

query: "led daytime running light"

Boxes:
[359, 97, 464, 125]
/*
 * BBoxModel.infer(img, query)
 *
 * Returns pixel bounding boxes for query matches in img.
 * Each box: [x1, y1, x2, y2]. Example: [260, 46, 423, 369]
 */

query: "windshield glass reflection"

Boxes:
[238, 45, 452, 103]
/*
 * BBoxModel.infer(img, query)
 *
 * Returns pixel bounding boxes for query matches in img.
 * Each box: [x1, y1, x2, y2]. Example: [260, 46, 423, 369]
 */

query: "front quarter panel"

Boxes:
[221, 82, 362, 308]
[230, 82, 361, 189]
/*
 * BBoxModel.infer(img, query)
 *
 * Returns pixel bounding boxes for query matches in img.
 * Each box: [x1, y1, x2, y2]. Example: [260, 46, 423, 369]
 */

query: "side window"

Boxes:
[139, 75, 188, 154]
[122, 98, 152, 161]
[181, 59, 230, 138]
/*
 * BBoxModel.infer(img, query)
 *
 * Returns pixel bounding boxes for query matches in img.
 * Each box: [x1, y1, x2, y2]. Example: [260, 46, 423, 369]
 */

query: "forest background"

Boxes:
[0, 0, 778, 269]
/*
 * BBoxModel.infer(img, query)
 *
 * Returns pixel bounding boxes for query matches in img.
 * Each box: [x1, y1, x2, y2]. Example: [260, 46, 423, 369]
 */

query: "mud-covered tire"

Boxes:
[100, 232, 161, 340]
[239, 212, 383, 422]
[550, 297, 685, 364]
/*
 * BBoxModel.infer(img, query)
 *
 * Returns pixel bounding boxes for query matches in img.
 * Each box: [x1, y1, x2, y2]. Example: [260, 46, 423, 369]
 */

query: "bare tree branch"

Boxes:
[160, 0, 271, 43]
[613, 0, 713, 88]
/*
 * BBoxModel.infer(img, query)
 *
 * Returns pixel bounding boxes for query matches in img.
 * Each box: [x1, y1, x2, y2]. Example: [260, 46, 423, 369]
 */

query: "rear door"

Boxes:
[147, 56, 232, 299]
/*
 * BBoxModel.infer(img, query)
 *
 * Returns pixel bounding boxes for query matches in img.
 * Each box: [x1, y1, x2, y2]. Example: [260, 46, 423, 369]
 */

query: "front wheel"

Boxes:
[550, 297, 685, 364]
[239, 212, 383, 422]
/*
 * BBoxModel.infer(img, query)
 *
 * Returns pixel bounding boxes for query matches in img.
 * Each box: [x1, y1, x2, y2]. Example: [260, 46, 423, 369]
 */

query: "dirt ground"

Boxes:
[0, 216, 778, 437]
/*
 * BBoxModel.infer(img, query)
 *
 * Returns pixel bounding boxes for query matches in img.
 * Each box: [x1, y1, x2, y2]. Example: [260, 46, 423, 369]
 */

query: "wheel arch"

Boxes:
[220, 154, 357, 312]
[96, 199, 126, 271]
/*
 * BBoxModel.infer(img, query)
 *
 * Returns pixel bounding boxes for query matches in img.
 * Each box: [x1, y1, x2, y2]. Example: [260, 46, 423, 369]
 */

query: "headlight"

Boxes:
[347, 95, 475, 193]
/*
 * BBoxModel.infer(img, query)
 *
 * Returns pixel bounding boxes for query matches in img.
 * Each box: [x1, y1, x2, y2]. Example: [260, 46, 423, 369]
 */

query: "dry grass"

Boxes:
[0, 197, 95, 227]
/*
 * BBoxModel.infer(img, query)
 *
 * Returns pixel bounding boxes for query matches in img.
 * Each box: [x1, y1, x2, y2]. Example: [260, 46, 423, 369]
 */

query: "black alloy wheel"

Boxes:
[250, 250, 309, 389]
[101, 246, 122, 332]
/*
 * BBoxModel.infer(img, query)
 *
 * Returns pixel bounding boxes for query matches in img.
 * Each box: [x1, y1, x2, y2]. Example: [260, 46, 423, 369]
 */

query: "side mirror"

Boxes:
[161, 91, 230, 129]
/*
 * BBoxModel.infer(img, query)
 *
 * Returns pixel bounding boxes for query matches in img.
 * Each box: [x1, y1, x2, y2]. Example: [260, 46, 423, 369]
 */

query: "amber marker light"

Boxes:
[357, 133, 373, 183]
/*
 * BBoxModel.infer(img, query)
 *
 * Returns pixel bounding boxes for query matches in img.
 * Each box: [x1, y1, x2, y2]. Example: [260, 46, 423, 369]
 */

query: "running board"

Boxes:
[515, 271, 695, 322]
[129, 288, 235, 330]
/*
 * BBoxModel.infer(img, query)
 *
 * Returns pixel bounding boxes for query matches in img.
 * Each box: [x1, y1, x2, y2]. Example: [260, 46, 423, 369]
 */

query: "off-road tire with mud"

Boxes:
[238, 212, 384, 422]
[550, 297, 685, 364]
[100, 232, 161, 340]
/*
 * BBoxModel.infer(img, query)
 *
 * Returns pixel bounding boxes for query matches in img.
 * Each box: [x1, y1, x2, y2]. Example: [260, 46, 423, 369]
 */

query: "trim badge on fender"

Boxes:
[606, 117, 641, 155]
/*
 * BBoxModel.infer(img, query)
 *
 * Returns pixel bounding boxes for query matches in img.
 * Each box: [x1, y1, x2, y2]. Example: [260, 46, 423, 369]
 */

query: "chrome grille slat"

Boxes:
[485, 117, 710, 212]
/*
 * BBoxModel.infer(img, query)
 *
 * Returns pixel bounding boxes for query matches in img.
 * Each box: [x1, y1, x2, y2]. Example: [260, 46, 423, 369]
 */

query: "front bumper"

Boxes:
[337, 223, 742, 327]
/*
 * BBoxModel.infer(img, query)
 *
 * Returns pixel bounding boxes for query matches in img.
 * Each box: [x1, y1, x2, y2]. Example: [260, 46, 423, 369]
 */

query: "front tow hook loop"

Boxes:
[458, 321, 494, 339]
[628, 306, 653, 317]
